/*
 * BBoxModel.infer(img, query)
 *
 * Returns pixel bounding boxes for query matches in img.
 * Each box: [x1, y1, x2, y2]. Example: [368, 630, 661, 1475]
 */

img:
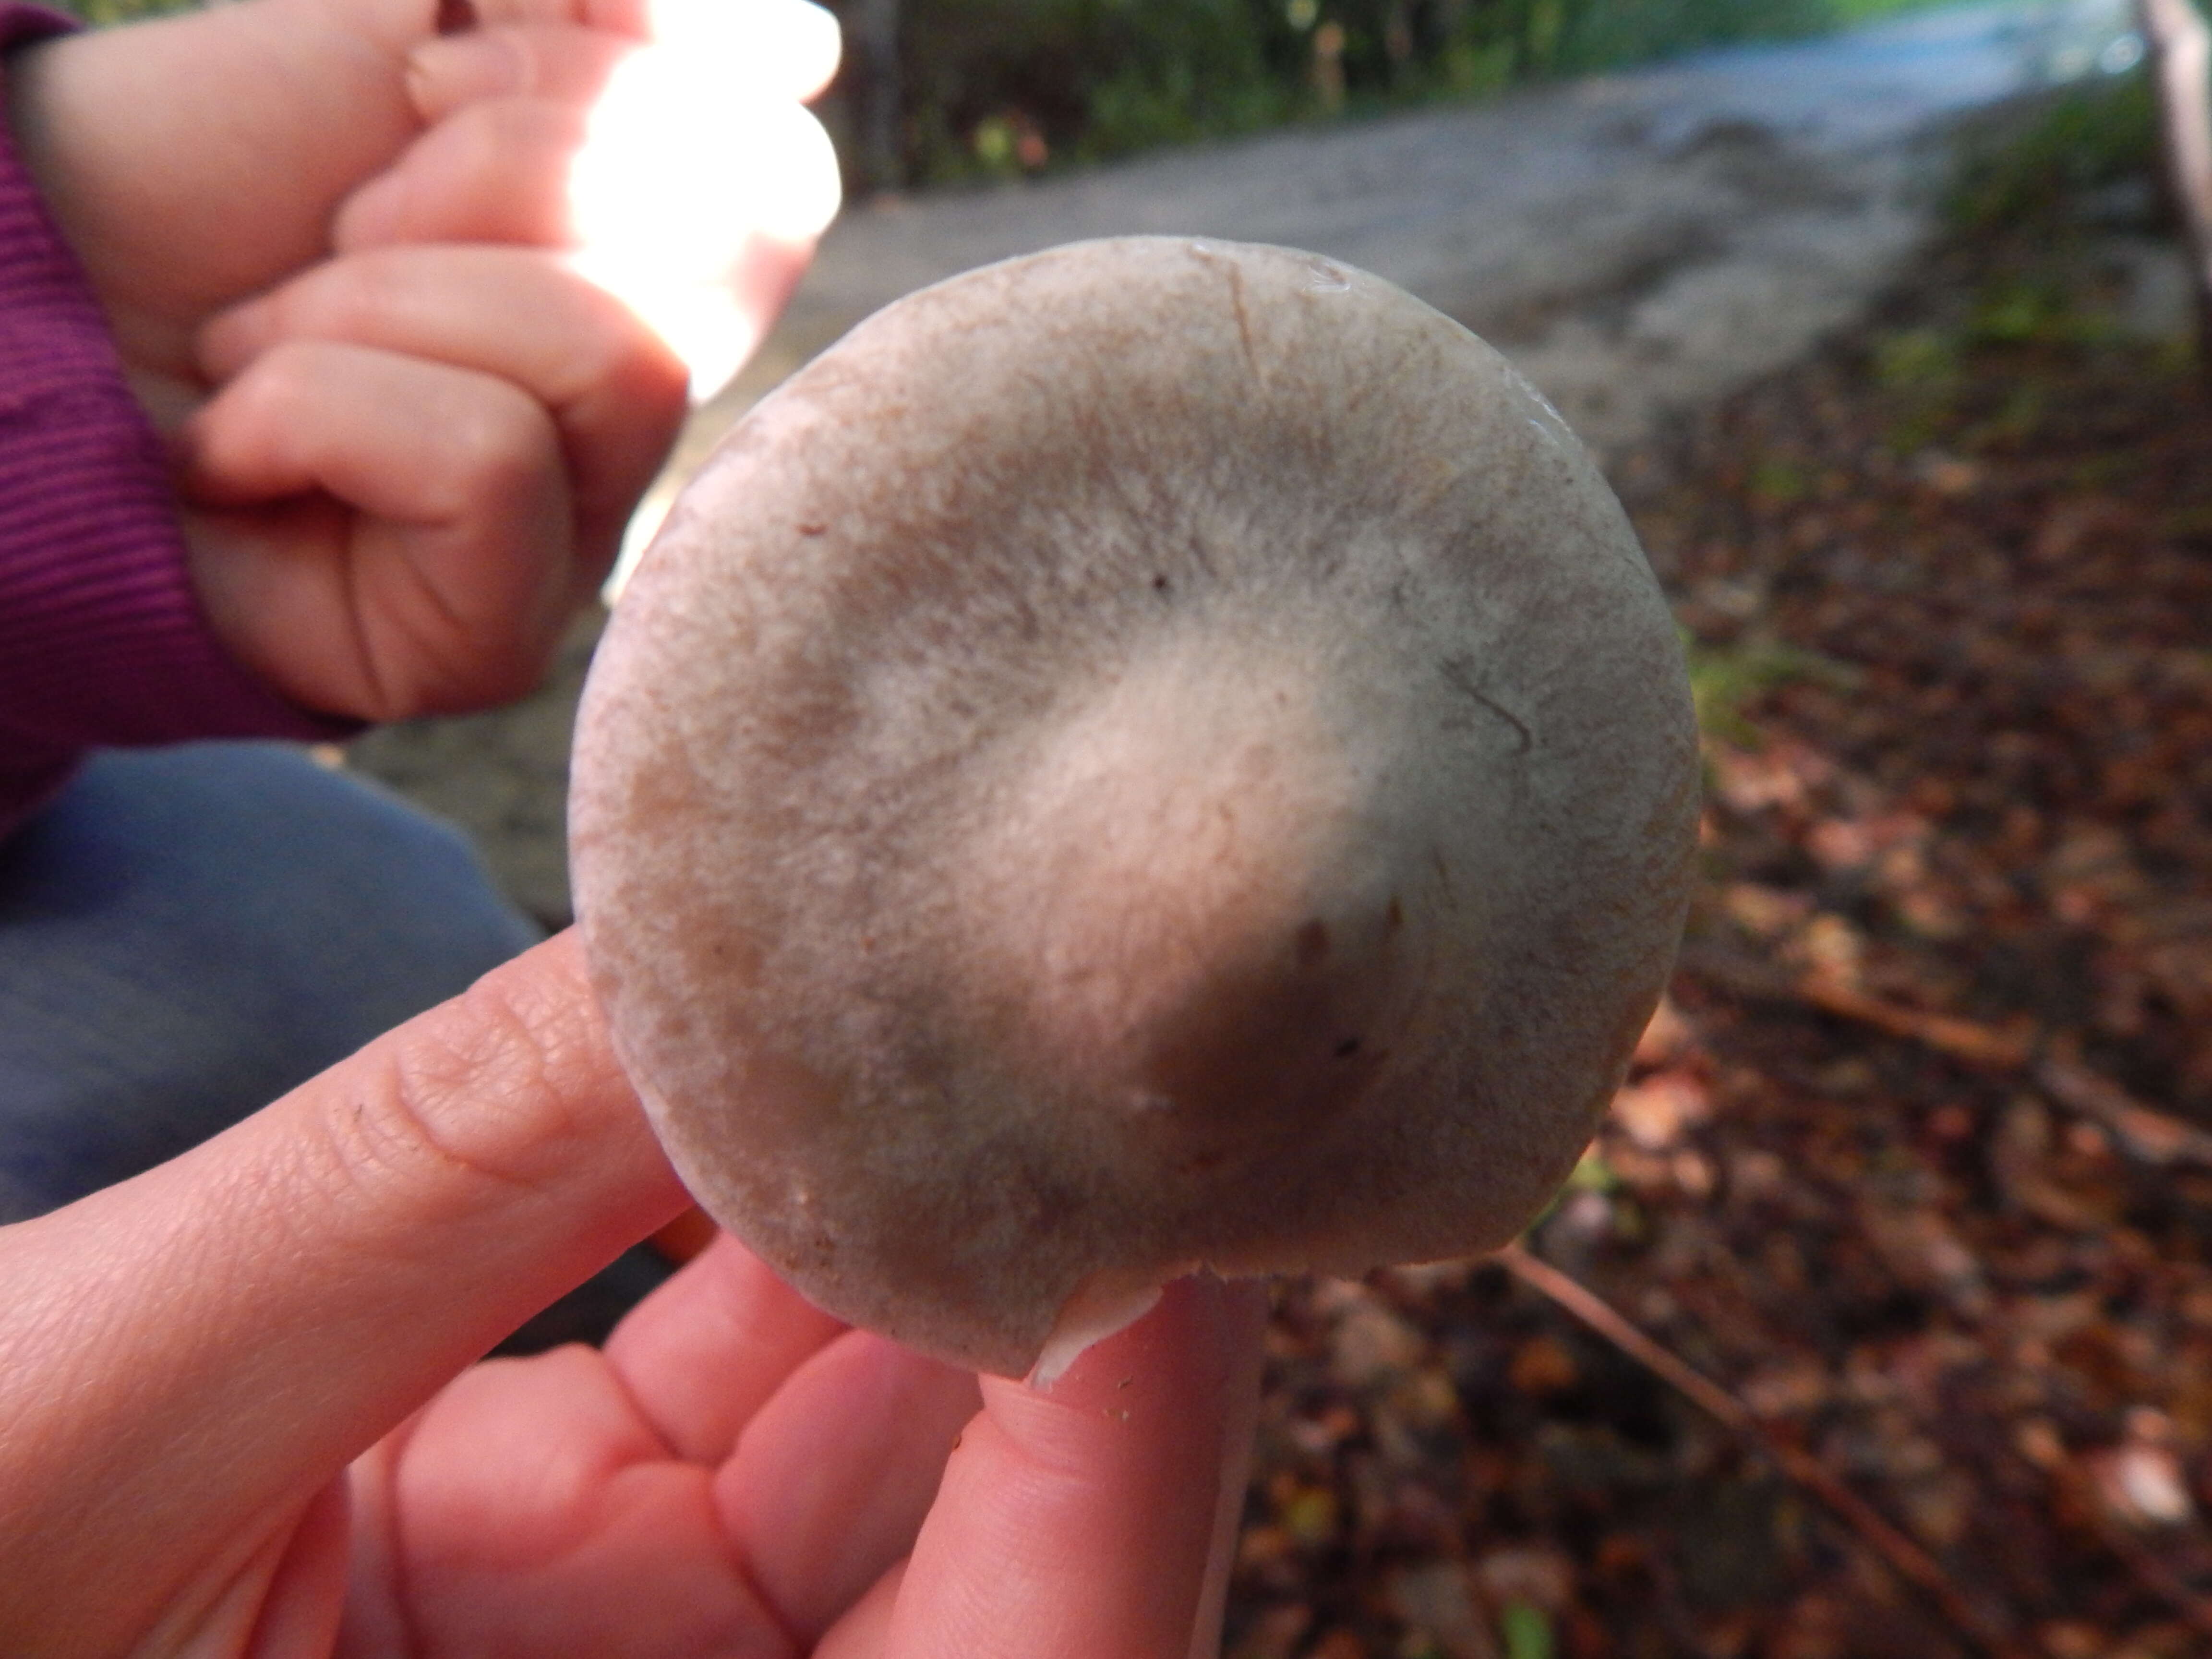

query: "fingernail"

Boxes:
[406, 32, 527, 120]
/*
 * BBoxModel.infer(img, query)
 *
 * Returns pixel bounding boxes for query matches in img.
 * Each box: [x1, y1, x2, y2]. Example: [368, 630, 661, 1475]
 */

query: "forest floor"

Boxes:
[1223, 128, 2212, 1659]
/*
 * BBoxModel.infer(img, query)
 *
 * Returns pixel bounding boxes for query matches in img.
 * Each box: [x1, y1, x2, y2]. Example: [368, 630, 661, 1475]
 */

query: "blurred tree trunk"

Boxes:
[1384, 1, 1415, 80]
[840, 0, 903, 194]
[2141, 0, 2212, 382]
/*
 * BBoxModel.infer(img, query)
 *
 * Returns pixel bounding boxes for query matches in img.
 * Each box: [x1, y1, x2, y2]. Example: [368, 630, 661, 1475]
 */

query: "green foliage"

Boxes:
[44, 0, 195, 23]
[1747, 453, 1811, 503]
[897, 0, 1299, 182]
[890, 0, 1960, 186]
[1500, 1599, 1556, 1659]
[1872, 325, 1962, 390]
[1879, 51, 2198, 461]
[1564, 1144, 1618, 1192]
[1687, 632, 1854, 744]
[48, 0, 1962, 189]
[1523, 1140, 1621, 1234]
[1867, 69, 2173, 457]
[1945, 68, 2161, 237]
[1552, 0, 1836, 77]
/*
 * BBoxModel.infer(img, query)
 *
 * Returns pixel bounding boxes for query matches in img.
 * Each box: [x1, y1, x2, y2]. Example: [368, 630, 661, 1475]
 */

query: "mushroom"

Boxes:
[569, 235, 1699, 1380]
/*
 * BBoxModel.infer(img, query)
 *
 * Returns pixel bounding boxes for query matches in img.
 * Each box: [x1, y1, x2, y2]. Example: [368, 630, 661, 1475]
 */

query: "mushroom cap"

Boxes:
[570, 236, 1699, 1378]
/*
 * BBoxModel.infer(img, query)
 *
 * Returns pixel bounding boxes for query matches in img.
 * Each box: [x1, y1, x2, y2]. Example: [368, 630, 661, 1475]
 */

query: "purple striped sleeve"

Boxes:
[1, 3, 348, 839]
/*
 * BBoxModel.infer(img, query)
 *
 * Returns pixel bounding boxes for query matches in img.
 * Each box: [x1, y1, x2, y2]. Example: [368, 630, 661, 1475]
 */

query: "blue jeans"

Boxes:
[0, 741, 541, 1222]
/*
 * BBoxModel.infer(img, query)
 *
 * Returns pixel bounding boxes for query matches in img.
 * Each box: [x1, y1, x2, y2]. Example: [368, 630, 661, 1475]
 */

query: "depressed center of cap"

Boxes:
[965, 628, 1411, 1149]
[570, 235, 1699, 1377]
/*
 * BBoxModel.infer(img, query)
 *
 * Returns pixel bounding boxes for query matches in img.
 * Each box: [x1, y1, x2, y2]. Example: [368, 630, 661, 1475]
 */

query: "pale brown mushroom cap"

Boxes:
[570, 236, 1699, 1378]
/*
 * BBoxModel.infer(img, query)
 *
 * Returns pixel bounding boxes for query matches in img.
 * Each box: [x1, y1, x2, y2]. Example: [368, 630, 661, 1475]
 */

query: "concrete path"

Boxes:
[349, 0, 2133, 922]
[708, 0, 2060, 463]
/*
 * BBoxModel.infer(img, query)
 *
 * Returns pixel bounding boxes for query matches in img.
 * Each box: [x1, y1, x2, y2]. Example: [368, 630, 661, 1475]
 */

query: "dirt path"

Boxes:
[348, 0, 2134, 924]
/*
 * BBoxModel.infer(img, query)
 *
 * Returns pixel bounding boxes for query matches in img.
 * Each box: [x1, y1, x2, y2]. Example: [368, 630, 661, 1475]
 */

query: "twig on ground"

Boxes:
[1675, 943, 2031, 1068]
[1513, 1208, 2212, 1646]
[2035, 1055, 2212, 1168]
[1498, 1242, 2031, 1659]
[1663, 948, 2212, 1634]
[1795, 977, 2033, 1070]
[1674, 943, 2212, 1170]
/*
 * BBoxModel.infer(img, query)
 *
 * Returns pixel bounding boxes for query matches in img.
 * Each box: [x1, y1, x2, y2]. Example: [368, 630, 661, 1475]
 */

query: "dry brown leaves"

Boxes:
[1224, 227, 2212, 1659]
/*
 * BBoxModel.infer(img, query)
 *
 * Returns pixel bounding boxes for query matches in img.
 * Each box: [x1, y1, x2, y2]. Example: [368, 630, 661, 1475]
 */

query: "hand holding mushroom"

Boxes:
[0, 933, 1265, 1656]
[0, 232, 1692, 1651]
[574, 236, 1700, 1378]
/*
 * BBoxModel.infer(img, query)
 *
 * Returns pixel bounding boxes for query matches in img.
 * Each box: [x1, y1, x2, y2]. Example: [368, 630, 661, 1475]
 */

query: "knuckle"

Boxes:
[216, 343, 325, 430]
[456, 94, 588, 175]
[331, 252, 420, 335]
[265, 261, 407, 352]
[448, 385, 562, 499]
[311, 974, 563, 1213]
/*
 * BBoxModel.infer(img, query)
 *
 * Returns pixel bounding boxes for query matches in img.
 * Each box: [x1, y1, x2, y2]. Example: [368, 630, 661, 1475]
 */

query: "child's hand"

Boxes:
[180, 241, 691, 719]
[4, 0, 643, 387]
[3, 0, 836, 721]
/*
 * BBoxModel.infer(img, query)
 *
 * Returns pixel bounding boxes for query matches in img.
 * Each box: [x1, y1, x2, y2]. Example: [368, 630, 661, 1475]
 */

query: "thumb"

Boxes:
[0, 930, 687, 1654]
[881, 1274, 1269, 1659]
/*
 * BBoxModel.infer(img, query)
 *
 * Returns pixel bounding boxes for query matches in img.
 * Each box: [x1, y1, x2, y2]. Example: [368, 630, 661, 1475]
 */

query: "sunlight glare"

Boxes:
[567, 0, 843, 398]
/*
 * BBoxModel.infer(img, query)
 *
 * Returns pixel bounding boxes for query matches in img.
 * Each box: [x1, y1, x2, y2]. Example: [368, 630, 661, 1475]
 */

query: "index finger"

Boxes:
[0, 933, 688, 1653]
